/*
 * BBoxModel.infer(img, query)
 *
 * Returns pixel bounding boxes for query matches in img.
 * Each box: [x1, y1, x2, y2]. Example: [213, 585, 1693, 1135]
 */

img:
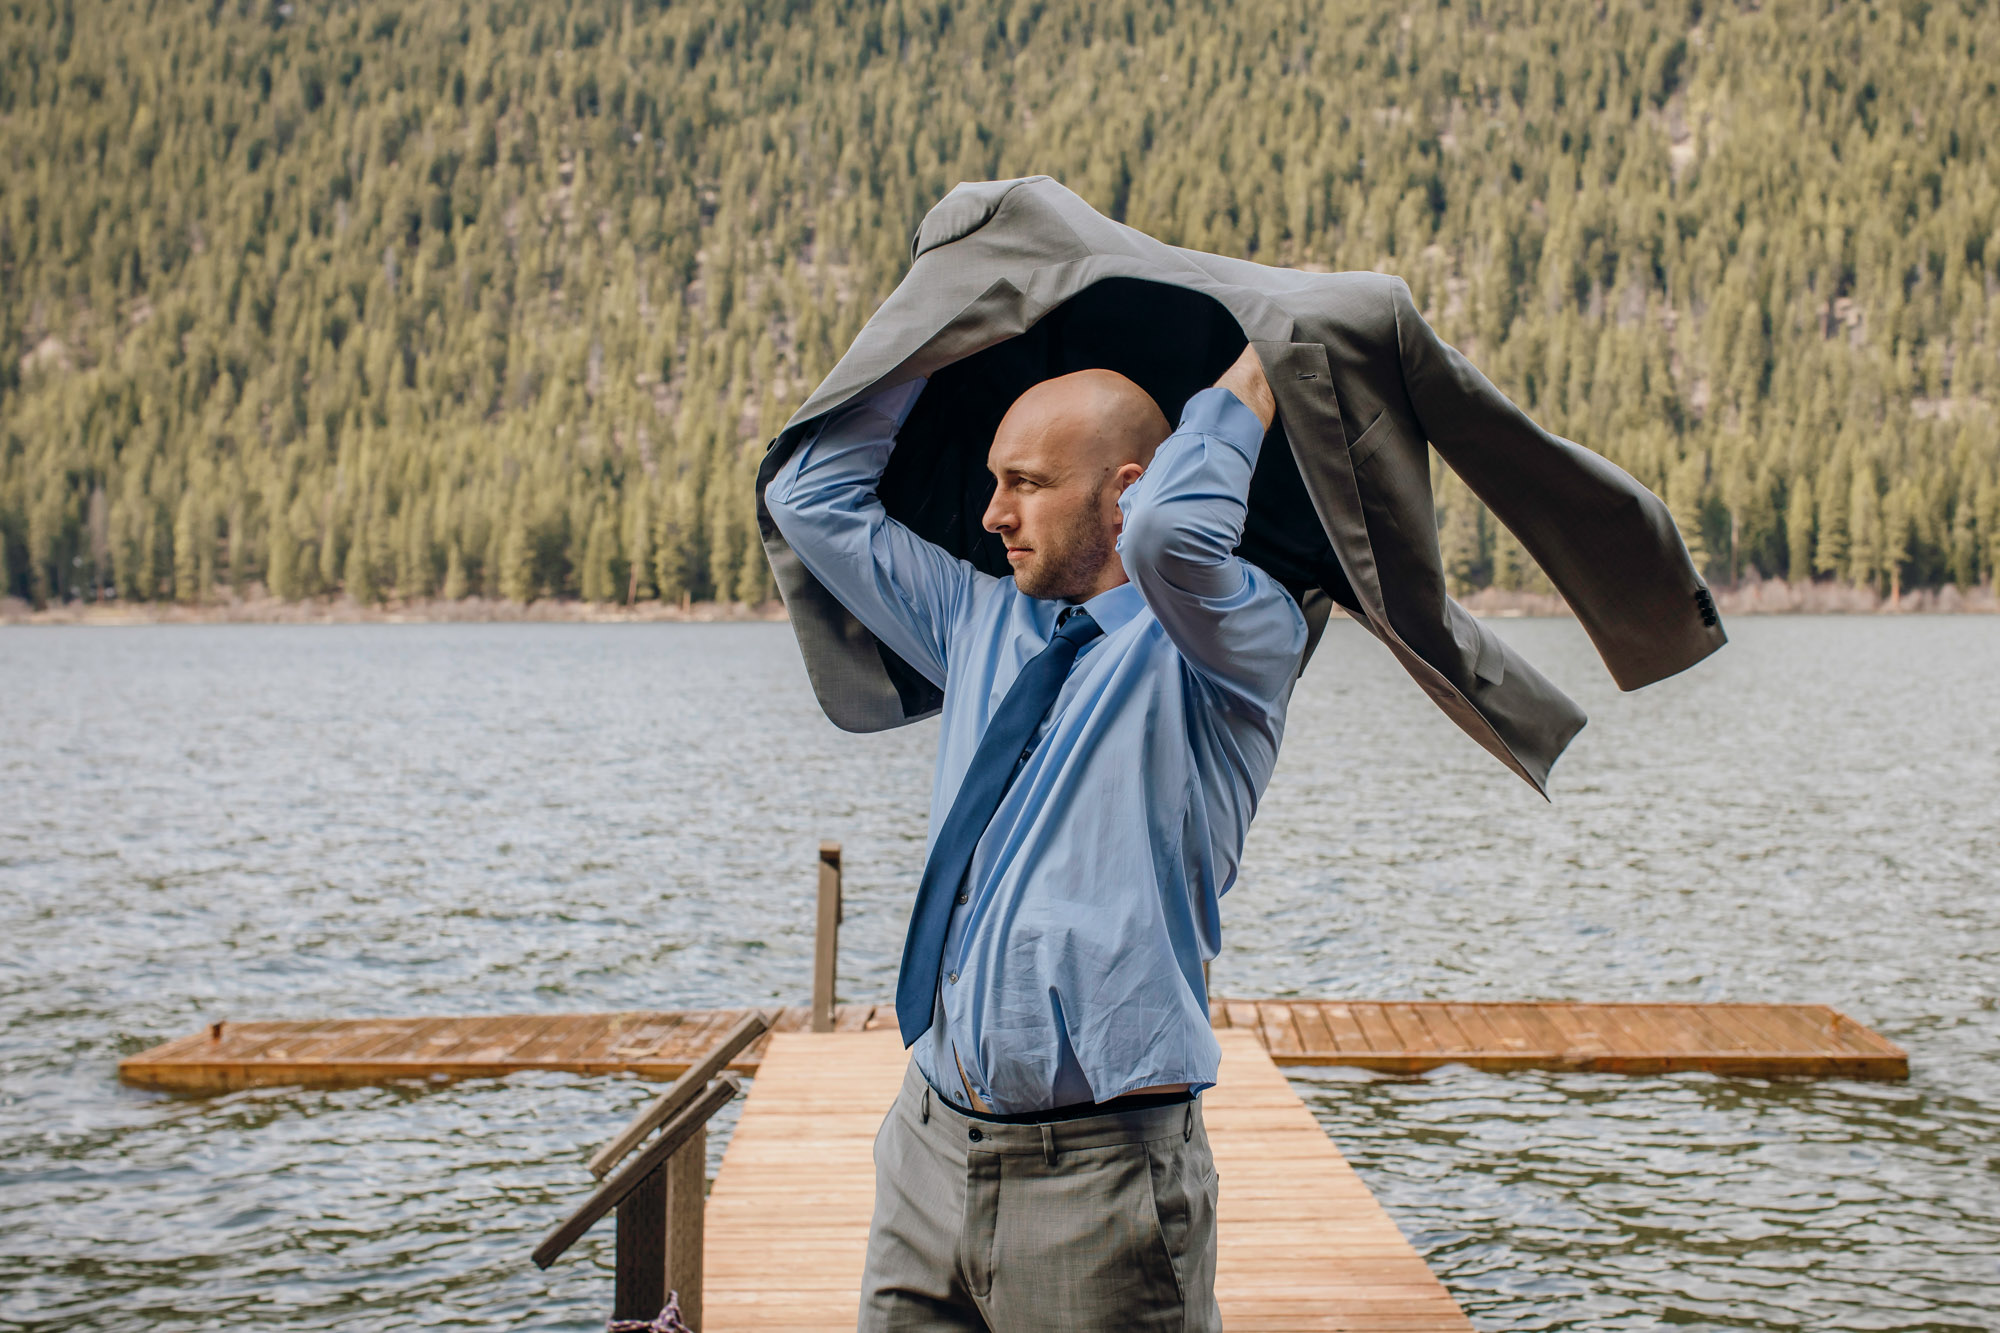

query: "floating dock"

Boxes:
[119, 999, 1906, 1093]
[702, 1027, 1475, 1331]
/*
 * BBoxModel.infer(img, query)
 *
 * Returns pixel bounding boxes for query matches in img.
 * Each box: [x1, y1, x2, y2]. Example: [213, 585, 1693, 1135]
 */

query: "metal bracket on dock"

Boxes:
[536, 1017, 765, 1332]
[589, 1011, 771, 1180]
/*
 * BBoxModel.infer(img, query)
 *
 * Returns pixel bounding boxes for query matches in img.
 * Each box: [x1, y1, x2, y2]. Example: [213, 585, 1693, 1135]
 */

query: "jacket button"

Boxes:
[968, 1127, 983, 1142]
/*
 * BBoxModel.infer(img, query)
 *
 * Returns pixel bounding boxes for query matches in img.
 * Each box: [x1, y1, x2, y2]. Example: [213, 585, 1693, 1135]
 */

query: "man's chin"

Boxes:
[1013, 567, 1081, 602]
[1011, 566, 1060, 600]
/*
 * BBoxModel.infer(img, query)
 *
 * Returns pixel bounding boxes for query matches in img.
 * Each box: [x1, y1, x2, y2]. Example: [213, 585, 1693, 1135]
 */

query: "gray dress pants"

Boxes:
[858, 1059, 1221, 1331]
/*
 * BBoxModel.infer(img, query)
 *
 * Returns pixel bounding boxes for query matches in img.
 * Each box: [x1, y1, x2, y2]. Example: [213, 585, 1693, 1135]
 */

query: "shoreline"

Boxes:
[4, 577, 1995, 626]
[1458, 577, 1999, 618]
[0, 594, 791, 626]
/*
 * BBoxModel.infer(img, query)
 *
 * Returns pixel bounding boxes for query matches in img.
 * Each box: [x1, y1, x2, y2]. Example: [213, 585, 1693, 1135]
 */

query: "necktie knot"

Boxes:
[1053, 607, 1102, 650]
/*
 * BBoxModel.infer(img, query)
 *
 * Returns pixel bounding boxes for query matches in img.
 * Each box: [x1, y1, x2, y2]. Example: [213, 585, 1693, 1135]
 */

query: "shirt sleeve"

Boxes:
[1117, 385, 1309, 710]
[764, 377, 981, 688]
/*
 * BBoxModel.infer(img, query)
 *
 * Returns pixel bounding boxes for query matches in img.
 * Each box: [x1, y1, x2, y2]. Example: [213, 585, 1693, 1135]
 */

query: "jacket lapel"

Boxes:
[1259, 340, 1385, 623]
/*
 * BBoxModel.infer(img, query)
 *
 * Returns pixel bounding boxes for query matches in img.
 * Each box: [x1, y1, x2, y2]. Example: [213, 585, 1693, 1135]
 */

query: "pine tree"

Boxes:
[344, 522, 379, 605]
[1815, 452, 1853, 579]
[1882, 478, 1917, 604]
[225, 503, 247, 599]
[1947, 500, 1976, 590]
[403, 504, 435, 600]
[173, 493, 202, 605]
[499, 505, 536, 604]
[1847, 464, 1882, 594]
[1666, 454, 1709, 577]
[624, 483, 655, 604]
[442, 542, 469, 601]
[735, 522, 770, 605]
[268, 512, 302, 601]
[1784, 477, 1814, 584]
[653, 479, 695, 607]
[580, 506, 616, 603]
[1436, 473, 1488, 596]
[319, 512, 344, 594]
[1980, 477, 2000, 589]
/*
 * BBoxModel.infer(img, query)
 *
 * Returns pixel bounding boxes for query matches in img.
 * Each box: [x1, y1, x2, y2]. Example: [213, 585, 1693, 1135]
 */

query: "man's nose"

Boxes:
[981, 493, 1009, 534]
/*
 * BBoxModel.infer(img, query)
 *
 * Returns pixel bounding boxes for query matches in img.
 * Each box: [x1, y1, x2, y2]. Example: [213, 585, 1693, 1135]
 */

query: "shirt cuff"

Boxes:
[1178, 385, 1268, 456]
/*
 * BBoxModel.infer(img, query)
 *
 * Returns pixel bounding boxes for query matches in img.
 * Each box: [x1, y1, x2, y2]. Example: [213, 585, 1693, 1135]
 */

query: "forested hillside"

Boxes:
[2, 0, 1996, 608]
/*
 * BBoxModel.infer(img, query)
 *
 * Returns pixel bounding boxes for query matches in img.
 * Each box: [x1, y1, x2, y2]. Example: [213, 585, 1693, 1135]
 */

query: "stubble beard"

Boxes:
[1013, 520, 1118, 602]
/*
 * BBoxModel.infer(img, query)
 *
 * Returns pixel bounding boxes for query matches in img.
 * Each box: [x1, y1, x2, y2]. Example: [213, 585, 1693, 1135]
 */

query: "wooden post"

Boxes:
[612, 1164, 667, 1323]
[812, 841, 842, 1033]
[665, 1124, 706, 1328]
[610, 1129, 707, 1329]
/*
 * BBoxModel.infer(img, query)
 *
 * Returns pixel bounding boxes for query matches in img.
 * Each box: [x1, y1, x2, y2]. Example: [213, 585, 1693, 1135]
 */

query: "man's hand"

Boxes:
[1214, 343, 1275, 431]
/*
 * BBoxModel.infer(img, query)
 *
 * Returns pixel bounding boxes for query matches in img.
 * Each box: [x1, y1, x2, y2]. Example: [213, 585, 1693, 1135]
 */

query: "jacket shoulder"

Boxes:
[909, 176, 1054, 260]
[1287, 270, 1408, 363]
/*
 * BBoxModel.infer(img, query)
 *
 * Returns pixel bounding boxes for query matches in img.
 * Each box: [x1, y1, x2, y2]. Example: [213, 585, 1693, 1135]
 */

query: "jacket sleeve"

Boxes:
[1386, 279, 1725, 689]
[1118, 386, 1309, 711]
[764, 378, 982, 688]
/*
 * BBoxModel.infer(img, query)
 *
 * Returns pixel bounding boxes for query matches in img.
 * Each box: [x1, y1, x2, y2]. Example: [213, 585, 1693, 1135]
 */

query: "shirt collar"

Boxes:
[1057, 580, 1145, 637]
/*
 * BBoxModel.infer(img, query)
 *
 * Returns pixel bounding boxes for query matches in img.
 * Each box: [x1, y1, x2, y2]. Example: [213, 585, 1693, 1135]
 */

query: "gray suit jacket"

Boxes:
[754, 175, 1725, 795]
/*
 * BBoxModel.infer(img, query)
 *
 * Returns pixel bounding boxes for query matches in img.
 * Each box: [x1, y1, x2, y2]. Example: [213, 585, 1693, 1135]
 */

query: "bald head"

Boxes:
[994, 369, 1170, 473]
[981, 369, 1171, 601]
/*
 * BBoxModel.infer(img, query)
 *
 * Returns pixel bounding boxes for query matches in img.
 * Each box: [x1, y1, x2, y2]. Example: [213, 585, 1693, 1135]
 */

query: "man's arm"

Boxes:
[1117, 346, 1307, 708]
[765, 378, 983, 688]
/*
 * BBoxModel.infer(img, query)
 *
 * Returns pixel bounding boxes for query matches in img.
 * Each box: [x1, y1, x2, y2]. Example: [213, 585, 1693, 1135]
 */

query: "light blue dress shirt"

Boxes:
[765, 380, 1308, 1112]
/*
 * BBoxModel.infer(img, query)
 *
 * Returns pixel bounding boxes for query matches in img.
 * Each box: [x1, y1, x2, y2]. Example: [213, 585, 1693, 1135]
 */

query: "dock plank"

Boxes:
[1288, 1000, 1340, 1056]
[1316, 1002, 1373, 1053]
[118, 1000, 1907, 1093]
[701, 1029, 1474, 1331]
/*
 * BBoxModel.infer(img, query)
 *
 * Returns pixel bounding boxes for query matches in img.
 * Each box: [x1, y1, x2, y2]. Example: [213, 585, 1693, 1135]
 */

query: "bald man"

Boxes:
[765, 345, 1306, 1330]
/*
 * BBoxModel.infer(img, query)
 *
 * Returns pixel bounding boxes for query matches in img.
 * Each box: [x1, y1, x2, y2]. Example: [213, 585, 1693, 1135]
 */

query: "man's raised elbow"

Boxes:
[762, 480, 793, 523]
[1119, 503, 1226, 577]
[763, 478, 814, 547]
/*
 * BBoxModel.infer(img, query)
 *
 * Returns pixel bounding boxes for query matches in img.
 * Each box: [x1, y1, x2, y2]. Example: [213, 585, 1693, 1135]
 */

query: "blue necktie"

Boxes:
[895, 606, 1104, 1046]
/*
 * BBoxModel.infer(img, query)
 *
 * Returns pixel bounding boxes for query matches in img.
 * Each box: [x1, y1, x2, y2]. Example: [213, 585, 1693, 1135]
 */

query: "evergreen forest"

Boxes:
[2, 0, 1996, 609]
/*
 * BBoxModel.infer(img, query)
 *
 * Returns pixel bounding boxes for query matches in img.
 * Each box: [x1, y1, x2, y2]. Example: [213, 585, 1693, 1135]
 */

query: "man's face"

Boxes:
[980, 422, 1126, 601]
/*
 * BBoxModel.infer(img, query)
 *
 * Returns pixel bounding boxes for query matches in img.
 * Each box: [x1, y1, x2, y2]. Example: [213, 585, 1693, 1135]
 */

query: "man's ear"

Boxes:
[1111, 461, 1145, 495]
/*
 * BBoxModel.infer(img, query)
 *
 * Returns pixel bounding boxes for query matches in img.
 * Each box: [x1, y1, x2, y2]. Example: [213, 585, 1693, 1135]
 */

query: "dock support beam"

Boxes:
[666, 1123, 705, 1328]
[812, 842, 842, 1033]
[608, 1123, 708, 1328]
[613, 1164, 668, 1322]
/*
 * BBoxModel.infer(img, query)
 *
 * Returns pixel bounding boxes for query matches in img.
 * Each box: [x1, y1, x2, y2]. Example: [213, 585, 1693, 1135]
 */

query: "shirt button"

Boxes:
[947, 971, 959, 984]
[968, 1127, 983, 1142]
[955, 892, 968, 905]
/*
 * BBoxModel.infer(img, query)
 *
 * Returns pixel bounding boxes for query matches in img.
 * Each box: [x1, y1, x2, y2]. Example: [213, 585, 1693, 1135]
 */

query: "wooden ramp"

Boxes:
[117, 999, 1907, 1094]
[703, 1028, 1473, 1331]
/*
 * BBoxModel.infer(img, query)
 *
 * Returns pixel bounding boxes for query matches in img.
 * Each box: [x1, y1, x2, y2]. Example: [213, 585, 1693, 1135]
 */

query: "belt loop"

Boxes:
[1184, 1101, 1193, 1142]
[921, 1086, 930, 1124]
[1040, 1123, 1056, 1166]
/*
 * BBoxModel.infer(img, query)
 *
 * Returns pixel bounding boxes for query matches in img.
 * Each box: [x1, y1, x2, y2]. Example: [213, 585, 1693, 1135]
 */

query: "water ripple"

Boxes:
[1, 618, 1995, 1329]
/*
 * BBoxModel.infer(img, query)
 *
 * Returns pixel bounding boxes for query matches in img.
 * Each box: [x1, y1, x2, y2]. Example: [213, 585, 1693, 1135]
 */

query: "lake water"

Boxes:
[2, 617, 1995, 1330]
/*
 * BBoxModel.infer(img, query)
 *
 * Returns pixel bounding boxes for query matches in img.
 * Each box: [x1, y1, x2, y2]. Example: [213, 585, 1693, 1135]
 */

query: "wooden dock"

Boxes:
[703, 1028, 1475, 1331]
[118, 999, 1906, 1093]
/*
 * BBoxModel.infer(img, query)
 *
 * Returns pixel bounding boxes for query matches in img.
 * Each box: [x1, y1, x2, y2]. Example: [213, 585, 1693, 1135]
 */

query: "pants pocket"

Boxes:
[1144, 1128, 1216, 1296]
